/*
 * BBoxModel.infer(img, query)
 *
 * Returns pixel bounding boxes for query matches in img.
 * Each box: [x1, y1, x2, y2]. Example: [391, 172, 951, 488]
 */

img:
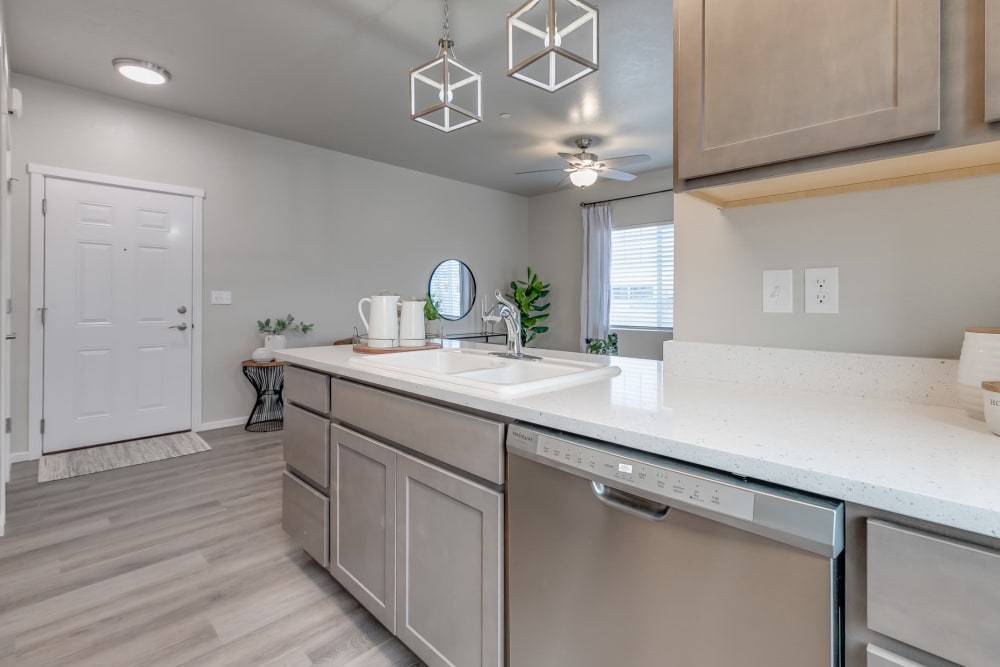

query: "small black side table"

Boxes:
[242, 360, 286, 432]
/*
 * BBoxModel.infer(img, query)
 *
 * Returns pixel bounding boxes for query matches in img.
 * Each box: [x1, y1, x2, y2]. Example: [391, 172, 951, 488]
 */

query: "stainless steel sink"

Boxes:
[349, 347, 620, 396]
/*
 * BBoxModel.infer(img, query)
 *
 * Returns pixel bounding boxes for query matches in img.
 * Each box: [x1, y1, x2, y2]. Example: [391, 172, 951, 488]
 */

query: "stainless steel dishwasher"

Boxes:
[506, 423, 844, 667]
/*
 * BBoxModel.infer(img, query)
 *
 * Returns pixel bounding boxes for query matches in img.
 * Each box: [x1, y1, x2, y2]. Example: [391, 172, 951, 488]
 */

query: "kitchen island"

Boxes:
[275, 341, 1000, 667]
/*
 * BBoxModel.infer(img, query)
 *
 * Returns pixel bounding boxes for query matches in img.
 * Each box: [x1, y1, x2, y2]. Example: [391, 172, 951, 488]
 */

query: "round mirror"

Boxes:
[428, 259, 476, 321]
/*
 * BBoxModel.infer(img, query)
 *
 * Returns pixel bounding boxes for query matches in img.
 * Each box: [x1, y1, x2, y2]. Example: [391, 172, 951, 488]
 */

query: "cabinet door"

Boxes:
[329, 425, 396, 632]
[988, 0, 1000, 123]
[395, 453, 502, 667]
[675, 0, 941, 179]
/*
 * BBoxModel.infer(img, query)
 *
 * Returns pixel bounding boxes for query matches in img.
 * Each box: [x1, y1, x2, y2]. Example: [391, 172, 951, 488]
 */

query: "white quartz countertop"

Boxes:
[273, 344, 1000, 539]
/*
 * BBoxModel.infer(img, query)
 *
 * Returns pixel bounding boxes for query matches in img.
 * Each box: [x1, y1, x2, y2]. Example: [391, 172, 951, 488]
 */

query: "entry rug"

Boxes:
[37, 432, 212, 483]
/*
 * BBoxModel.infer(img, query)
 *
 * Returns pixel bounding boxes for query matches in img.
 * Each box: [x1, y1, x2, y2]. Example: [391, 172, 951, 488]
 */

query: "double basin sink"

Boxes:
[349, 347, 621, 397]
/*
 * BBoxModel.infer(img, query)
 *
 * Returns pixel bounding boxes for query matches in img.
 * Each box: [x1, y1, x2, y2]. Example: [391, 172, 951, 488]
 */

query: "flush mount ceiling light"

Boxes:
[409, 0, 483, 133]
[112, 58, 171, 85]
[507, 0, 598, 92]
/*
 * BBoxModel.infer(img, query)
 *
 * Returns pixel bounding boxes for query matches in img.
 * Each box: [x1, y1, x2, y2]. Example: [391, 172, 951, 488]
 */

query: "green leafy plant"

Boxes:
[257, 314, 314, 336]
[424, 294, 441, 321]
[585, 332, 619, 356]
[507, 267, 551, 346]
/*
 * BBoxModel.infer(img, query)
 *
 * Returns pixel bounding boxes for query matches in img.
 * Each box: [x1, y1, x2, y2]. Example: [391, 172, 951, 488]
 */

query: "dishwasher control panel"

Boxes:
[534, 433, 755, 522]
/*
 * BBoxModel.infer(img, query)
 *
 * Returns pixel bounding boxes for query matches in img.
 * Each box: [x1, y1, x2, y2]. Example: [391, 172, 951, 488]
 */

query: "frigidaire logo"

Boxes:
[512, 430, 535, 444]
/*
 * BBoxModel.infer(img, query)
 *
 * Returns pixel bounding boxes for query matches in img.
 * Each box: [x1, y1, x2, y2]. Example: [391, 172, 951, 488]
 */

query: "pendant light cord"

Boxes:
[439, 0, 454, 50]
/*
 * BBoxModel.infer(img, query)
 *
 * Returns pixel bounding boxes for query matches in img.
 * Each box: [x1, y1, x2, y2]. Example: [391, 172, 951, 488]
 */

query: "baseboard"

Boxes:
[11, 450, 37, 464]
[195, 417, 247, 432]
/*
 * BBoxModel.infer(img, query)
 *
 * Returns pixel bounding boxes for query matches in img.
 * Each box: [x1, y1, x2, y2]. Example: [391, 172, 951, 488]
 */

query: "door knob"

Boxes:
[169, 322, 188, 331]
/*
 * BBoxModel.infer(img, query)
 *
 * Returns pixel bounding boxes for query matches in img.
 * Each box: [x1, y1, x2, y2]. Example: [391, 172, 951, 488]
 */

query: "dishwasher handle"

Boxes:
[591, 481, 670, 521]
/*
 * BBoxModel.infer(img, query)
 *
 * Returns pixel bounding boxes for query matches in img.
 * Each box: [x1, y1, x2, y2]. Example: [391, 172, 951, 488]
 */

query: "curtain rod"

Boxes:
[580, 188, 674, 208]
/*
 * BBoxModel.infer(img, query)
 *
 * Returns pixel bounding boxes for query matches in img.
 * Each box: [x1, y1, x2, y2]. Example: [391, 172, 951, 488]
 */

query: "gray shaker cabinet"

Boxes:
[988, 0, 1000, 123]
[675, 0, 941, 180]
[328, 424, 396, 632]
[395, 452, 503, 667]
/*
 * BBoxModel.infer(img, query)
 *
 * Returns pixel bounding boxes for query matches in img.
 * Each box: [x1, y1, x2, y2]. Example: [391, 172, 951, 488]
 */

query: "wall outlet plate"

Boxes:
[805, 267, 839, 314]
[762, 269, 793, 313]
[210, 290, 232, 305]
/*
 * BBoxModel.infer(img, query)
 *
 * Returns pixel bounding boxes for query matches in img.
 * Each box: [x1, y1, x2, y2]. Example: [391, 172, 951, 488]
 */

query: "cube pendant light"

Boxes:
[410, 1, 483, 132]
[507, 0, 599, 92]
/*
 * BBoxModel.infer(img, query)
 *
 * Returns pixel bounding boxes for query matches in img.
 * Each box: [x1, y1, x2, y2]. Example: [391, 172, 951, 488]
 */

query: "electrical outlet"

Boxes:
[762, 269, 793, 313]
[805, 267, 839, 314]
[210, 290, 232, 305]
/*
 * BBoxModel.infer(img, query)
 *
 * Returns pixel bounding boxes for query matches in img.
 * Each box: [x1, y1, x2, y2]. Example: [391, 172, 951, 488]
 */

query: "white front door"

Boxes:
[42, 177, 194, 453]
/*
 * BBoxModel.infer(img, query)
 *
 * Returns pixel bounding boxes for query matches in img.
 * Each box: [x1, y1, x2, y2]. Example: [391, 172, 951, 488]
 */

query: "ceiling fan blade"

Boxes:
[558, 152, 584, 166]
[515, 168, 569, 175]
[600, 168, 637, 182]
[558, 175, 573, 187]
[600, 154, 651, 168]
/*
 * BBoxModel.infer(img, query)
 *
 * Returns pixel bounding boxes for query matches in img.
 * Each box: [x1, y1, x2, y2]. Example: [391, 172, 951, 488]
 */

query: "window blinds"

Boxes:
[609, 223, 674, 329]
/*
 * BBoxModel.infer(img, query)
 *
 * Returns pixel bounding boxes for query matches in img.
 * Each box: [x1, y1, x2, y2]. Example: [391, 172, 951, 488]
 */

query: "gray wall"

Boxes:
[526, 168, 674, 358]
[9, 74, 528, 454]
[674, 173, 1000, 359]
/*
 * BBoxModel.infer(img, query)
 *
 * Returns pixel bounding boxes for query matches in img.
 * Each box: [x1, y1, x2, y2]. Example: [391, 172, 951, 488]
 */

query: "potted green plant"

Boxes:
[424, 294, 442, 338]
[257, 314, 314, 350]
[507, 267, 551, 347]
[585, 332, 619, 356]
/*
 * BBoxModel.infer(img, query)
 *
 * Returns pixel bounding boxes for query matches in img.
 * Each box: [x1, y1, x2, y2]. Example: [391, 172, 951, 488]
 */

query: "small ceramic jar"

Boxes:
[981, 381, 1000, 436]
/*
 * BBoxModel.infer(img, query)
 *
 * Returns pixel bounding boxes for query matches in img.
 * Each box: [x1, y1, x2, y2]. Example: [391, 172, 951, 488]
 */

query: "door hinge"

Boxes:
[4, 417, 10, 434]
[5, 298, 10, 315]
[41, 197, 47, 216]
[39, 307, 47, 325]
[40, 418, 45, 434]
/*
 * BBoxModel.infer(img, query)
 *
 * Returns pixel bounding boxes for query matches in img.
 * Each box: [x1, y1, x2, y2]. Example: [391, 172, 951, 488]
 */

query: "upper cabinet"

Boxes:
[988, 0, 1000, 122]
[676, 0, 941, 180]
[675, 1, 1000, 208]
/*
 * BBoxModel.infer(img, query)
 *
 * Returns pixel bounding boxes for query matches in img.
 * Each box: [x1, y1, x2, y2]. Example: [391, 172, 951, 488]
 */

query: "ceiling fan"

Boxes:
[517, 137, 651, 188]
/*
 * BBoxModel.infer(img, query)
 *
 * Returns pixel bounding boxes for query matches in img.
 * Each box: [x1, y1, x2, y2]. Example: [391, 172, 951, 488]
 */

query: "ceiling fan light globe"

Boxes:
[570, 169, 599, 187]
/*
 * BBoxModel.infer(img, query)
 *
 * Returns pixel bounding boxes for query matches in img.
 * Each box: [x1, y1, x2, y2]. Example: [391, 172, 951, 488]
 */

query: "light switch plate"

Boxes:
[805, 267, 839, 314]
[210, 290, 232, 305]
[762, 269, 793, 313]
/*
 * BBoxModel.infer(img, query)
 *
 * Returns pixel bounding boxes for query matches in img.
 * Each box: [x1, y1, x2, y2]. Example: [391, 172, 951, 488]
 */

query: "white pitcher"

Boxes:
[399, 299, 426, 347]
[358, 294, 399, 348]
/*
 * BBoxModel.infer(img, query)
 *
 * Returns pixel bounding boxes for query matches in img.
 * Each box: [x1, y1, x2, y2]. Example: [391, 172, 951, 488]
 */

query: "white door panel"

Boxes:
[43, 178, 193, 452]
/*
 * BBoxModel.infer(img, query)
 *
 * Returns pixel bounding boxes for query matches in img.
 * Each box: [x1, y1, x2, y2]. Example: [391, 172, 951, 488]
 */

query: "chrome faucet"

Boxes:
[489, 289, 541, 361]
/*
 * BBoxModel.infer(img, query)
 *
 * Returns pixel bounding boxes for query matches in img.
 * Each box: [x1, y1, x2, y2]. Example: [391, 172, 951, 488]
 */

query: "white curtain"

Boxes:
[580, 203, 612, 351]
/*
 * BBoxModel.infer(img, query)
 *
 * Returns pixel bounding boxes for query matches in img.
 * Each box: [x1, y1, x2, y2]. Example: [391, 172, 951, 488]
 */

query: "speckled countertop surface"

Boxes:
[274, 343, 1000, 539]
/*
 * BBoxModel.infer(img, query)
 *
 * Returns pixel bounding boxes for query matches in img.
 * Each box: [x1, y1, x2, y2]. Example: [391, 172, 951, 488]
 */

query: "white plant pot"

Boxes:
[265, 334, 287, 350]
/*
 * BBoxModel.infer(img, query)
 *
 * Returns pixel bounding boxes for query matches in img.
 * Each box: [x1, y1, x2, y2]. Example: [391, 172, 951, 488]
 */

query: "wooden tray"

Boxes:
[352, 342, 442, 355]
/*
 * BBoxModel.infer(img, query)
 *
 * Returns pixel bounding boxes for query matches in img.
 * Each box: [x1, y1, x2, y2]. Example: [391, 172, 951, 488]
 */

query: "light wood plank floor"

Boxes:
[0, 426, 423, 667]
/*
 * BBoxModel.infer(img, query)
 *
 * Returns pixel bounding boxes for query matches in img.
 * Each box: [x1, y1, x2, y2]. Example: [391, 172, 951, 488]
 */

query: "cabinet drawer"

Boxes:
[285, 366, 330, 415]
[283, 403, 329, 488]
[331, 379, 505, 484]
[867, 520, 1000, 666]
[866, 645, 927, 667]
[282, 471, 329, 567]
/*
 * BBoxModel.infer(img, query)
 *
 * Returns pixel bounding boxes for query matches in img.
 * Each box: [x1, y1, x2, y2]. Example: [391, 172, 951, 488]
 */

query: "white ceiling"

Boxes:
[6, 0, 672, 197]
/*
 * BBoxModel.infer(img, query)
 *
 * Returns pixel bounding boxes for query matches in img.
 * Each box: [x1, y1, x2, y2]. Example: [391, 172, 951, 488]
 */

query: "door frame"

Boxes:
[26, 164, 205, 461]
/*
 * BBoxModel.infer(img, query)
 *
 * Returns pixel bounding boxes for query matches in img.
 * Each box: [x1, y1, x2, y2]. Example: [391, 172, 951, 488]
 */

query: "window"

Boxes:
[609, 223, 674, 329]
